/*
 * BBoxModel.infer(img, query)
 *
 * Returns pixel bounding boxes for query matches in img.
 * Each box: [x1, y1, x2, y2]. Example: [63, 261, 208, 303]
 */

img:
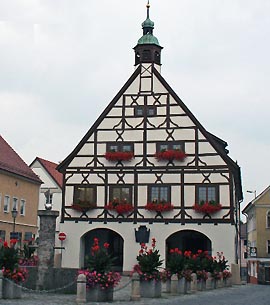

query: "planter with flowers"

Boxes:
[145, 200, 174, 213]
[71, 200, 96, 213]
[79, 238, 121, 302]
[155, 150, 186, 162]
[104, 151, 134, 162]
[196, 270, 208, 291]
[192, 200, 222, 214]
[106, 198, 133, 214]
[222, 270, 232, 287]
[0, 239, 28, 299]
[133, 238, 163, 298]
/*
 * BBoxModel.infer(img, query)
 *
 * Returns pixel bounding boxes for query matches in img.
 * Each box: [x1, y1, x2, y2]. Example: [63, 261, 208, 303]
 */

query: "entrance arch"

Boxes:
[82, 228, 124, 271]
[166, 230, 212, 255]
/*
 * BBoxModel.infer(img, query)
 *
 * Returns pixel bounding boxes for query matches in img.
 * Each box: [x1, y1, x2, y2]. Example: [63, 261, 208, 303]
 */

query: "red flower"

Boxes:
[193, 202, 222, 214]
[155, 150, 186, 162]
[104, 151, 134, 162]
[3, 241, 8, 248]
[103, 243, 110, 249]
[145, 202, 174, 212]
[106, 201, 133, 214]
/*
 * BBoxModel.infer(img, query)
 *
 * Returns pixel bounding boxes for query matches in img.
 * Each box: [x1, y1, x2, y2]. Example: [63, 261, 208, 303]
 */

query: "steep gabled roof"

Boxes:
[0, 135, 42, 184]
[31, 157, 63, 189]
[57, 65, 243, 202]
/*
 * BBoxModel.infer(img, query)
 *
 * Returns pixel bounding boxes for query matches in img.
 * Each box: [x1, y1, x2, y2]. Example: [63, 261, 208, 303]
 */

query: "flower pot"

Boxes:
[3, 279, 22, 299]
[140, 280, 161, 298]
[177, 277, 189, 294]
[86, 286, 113, 302]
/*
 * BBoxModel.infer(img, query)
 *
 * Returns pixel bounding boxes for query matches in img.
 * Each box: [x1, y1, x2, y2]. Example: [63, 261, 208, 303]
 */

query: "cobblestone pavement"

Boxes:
[0, 281, 269, 305]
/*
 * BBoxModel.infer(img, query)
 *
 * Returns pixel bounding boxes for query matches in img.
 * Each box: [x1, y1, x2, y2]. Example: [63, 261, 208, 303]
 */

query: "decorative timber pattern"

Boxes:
[59, 64, 241, 225]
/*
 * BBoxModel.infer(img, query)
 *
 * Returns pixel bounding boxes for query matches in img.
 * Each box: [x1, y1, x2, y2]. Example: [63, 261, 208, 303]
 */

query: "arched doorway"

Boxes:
[83, 229, 124, 272]
[166, 230, 212, 255]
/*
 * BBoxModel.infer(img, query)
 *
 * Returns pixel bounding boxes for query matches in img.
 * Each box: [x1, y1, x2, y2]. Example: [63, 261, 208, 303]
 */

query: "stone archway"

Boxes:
[82, 228, 124, 272]
[166, 230, 212, 255]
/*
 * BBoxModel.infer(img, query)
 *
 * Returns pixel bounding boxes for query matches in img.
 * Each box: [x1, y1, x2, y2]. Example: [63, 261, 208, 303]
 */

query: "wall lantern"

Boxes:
[134, 225, 150, 244]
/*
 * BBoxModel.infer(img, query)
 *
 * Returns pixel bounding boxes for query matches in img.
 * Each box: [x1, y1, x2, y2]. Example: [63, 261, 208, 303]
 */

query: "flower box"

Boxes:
[106, 201, 133, 214]
[145, 202, 174, 212]
[192, 201, 222, 214]
[155, 150, 186, 162]
[104, 151, 134, 162]
[71, 201, 96, 212]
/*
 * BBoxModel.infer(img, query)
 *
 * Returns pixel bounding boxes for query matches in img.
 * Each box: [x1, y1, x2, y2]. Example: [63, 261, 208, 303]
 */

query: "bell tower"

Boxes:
[134, 1, 163, 66]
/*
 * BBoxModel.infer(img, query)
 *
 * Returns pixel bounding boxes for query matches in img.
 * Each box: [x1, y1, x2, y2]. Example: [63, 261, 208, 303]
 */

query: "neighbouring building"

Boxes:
[30, 157, 64, 266]
[57, 3, 243, 272]
[0, 135, 42, 245]
[242, 186, 270, 284]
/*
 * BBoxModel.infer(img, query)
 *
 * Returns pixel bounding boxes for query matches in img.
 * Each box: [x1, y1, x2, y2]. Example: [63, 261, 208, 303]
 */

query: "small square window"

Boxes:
[149, 185, 171, 204]
[135, 107, 144, 116]
[157, 142, 185, 153]
[73, 186, 97, 208]
[134, 106, 156, 117]
[107, 142, 134, 153]
[196, 185, 219, 203]
[110, 186, 132, 203]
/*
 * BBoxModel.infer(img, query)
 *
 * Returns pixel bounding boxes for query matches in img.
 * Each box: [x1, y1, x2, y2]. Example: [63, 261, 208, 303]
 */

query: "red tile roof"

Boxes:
[35, 157, 63, 188]
[0, 135, 42, 183]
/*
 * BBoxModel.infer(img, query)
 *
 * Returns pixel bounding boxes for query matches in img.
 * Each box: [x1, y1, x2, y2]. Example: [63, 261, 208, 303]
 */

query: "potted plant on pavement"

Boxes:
[133, 238, 163, 298]
[78, 237, 121, 302]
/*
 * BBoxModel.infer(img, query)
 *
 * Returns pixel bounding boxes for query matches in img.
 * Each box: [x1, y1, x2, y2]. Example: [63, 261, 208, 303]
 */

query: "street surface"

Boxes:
[0, 283, 269, 305]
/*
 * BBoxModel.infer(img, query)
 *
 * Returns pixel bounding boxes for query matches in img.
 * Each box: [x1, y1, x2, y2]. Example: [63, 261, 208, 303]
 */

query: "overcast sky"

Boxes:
[1, 0, 269, 212]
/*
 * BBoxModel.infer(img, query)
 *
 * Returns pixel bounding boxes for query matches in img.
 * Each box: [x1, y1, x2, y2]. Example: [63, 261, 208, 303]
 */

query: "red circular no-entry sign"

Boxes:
[58, 232, 66, 241]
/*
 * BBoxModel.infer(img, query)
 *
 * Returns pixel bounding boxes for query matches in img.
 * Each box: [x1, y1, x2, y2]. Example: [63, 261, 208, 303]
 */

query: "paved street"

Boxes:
[0, 283, 269, 305]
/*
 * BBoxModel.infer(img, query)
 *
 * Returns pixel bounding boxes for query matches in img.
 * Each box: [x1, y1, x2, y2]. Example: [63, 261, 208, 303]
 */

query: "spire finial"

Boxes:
[146, 0, 150, 19]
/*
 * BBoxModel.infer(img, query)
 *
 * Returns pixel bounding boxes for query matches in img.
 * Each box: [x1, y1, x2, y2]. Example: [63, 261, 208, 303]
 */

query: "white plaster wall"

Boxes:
[61, 221, 236, 271]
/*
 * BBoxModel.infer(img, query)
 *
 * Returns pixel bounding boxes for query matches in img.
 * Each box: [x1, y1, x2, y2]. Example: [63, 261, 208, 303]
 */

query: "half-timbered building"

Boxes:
[57, 3, 243, 271]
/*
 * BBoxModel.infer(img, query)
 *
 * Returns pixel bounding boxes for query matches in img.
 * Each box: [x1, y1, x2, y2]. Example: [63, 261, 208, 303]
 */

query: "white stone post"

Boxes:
[190, 273, 197, 293]
[206, 272, 213, 290]
[170, 274, 178, 294]
[76, 274, 86, 304]
[130, 273, 140, 301]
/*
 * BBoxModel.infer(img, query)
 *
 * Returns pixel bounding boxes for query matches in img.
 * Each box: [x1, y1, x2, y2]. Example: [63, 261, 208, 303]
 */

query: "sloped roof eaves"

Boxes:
[57, 66, 141, 173]
[33, 157, 63, 189]
[152, 67, 243, 201]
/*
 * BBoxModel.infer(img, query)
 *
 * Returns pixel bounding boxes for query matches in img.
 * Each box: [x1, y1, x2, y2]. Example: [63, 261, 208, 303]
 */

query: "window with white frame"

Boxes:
[20, 199, 26, 216]
[12, 197, 18, 211]
[4, 196, 10, 213]
[267, 240, 270, 254]
[267, 211, 270, 228]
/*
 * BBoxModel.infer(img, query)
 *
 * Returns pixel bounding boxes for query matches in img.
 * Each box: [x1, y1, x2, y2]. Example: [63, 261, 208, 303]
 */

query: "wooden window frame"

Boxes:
[156, 141, 185, 153]
[195, 185, 219, 203]
[106, 142, 134, 153]
[73, 185, 97, 207]
[148, 185, 171, 204]
[109, 185, 132, 204]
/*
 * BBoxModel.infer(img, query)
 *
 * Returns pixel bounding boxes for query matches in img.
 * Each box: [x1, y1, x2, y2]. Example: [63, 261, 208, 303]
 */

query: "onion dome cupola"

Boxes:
[134, 1, 163, 66]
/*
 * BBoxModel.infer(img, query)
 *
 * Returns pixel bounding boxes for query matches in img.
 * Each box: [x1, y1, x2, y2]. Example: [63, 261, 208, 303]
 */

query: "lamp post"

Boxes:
[247, 190, 256, 199]
[11, 208, 18, 233]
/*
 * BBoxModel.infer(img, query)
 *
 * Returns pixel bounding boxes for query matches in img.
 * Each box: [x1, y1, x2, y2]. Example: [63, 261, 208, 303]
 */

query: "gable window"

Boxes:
[73, 186, 97, 208]
[109, 186, 132, 204]
[20, 199, 26, 216]
[148, 185, 171, 204]
[267, 211, 270, 228]
[107, 142, 133, 153]
[156, 142, 185, 153]
[196, 185, 219, 203]
[134, 106, 157, 117]
[4, 196, 10, 213]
